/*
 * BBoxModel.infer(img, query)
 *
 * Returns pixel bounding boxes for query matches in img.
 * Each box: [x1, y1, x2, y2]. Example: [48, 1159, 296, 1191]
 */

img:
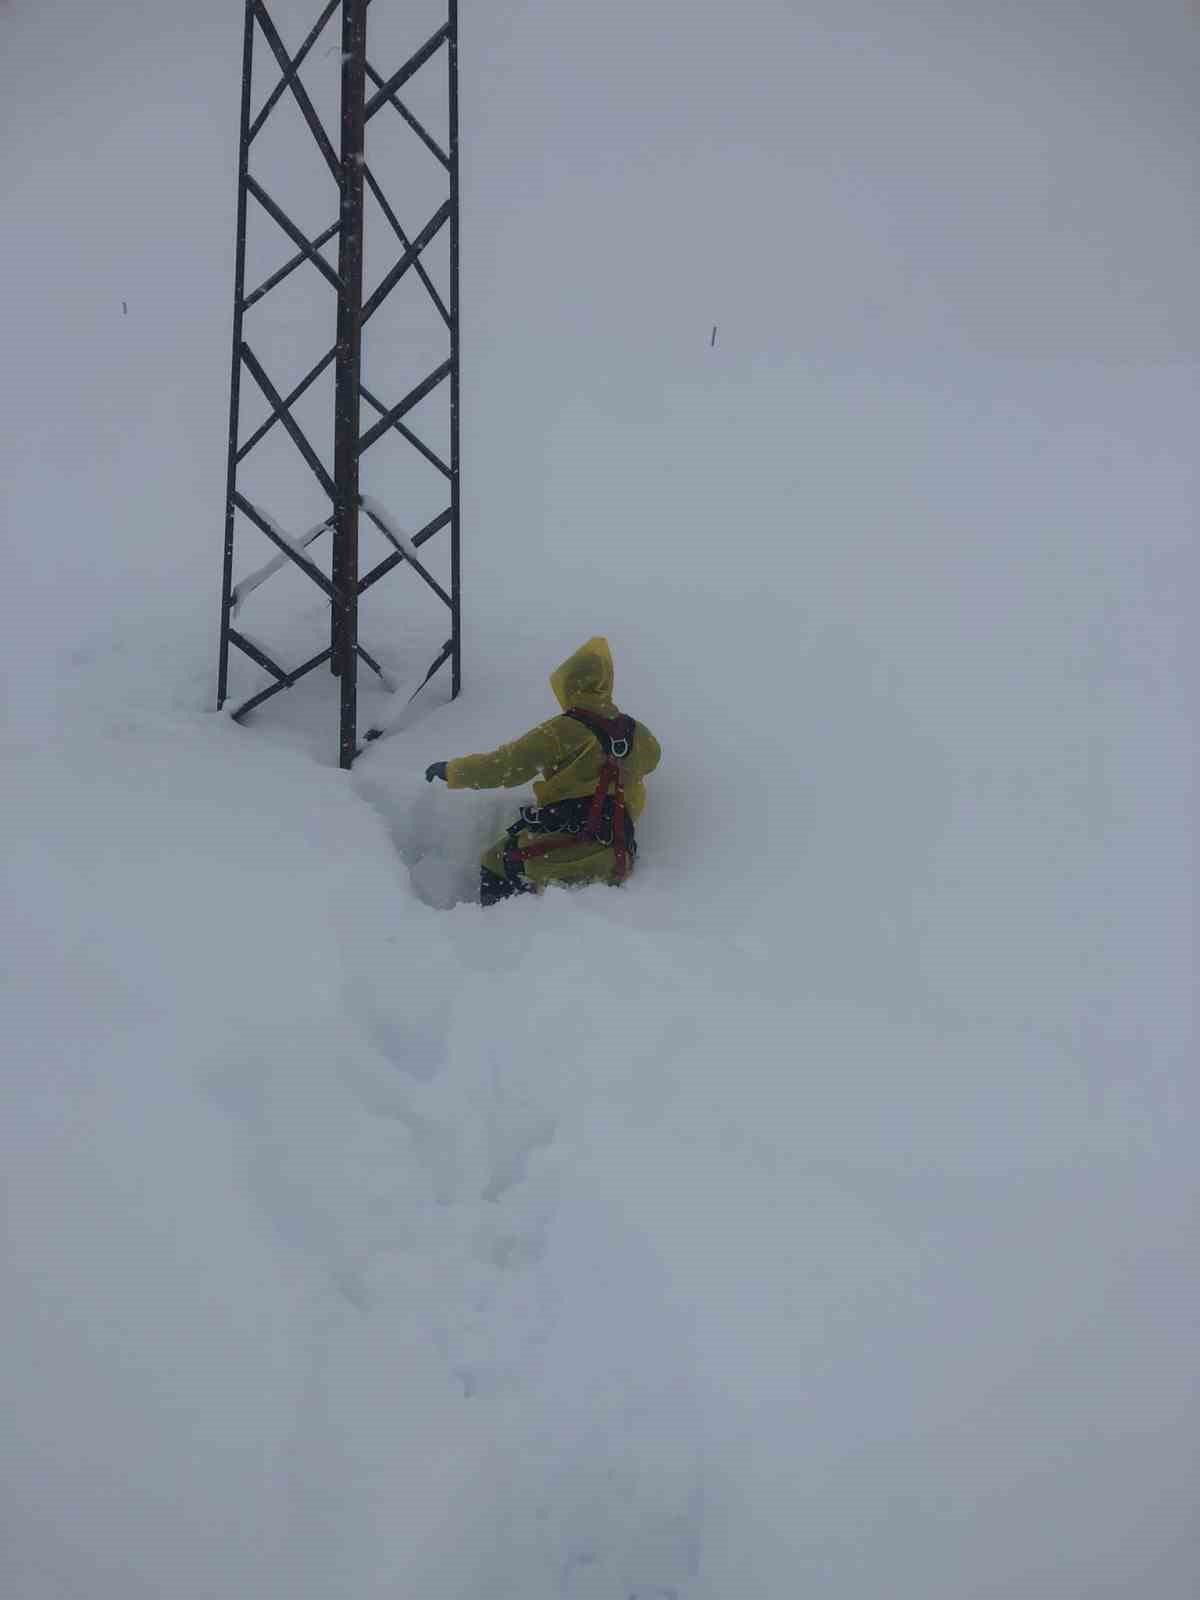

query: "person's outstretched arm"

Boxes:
[439, 718, 586, 791]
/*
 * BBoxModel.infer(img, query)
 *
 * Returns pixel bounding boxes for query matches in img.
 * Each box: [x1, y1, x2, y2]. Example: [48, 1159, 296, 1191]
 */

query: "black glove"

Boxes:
[424, 761, 448, 784]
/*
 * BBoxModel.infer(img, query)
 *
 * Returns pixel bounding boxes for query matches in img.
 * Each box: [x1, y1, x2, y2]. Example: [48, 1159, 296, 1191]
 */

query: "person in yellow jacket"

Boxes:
[425, 637, 662, 905]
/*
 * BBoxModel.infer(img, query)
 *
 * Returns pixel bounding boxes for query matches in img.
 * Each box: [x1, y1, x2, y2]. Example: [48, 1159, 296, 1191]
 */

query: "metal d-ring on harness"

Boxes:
[504, 707, 637, 884]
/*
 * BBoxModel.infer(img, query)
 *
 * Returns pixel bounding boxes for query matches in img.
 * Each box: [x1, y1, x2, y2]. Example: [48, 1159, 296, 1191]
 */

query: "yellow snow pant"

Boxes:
[480, 829, 624, 892]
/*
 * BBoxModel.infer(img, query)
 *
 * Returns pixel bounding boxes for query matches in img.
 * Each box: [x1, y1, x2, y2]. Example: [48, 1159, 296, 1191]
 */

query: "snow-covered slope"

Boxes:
[3, 2, 1197, 1597]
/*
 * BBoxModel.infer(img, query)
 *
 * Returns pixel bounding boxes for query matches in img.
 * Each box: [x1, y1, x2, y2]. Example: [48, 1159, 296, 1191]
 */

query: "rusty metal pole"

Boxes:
[448, 0, 462, 700]
[217, 0, 256, 712]
[332, 0, 367, 769]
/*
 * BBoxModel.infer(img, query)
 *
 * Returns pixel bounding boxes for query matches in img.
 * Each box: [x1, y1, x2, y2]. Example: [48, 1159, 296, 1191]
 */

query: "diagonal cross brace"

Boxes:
[227, 625, 288, 682]
[361, 383, 450, 478]
[359, 506, 451, 595]
[231, 515, 333, 608]
[233, 492, 337, 596]
[356, 360, 451, 455]
[245, 177, 341, 291]
[231, 643, 334, 722]
[237, 344, 337, 463]
[251, 285, 450, 477]
[241, 342, 336, 500]
[361, 500, 453, 608]
[248, 0, 340, 145]
[361, 637, 454, 749]
[363, 163, 449, 328]
[362, 199, 452, 324]
[363, 24, 449, 121]
[364, 63, 449, 168]
[252, 0, 341, 184]
[243, 219, 341, 311]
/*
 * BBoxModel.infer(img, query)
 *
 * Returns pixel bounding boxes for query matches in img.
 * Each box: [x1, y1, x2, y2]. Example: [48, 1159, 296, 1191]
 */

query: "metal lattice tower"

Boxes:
[217, 0, 460, 769]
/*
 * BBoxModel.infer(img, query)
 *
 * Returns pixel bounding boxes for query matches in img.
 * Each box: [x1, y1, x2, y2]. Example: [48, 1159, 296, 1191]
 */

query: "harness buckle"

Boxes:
[610, 737, 630, 759]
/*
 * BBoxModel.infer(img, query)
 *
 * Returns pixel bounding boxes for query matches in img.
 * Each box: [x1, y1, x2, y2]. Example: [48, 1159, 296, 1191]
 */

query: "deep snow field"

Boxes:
[3, 2, 1198, 1597]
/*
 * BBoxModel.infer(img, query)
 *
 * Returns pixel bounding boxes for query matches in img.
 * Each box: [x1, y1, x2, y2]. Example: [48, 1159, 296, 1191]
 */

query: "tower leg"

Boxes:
[333, 0, 367, 769]
[448, 0, 462, 700]
[218, 0, 256, 711]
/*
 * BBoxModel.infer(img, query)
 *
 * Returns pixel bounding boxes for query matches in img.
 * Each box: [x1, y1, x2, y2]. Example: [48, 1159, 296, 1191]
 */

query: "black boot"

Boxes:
[479, 867, 534, 907]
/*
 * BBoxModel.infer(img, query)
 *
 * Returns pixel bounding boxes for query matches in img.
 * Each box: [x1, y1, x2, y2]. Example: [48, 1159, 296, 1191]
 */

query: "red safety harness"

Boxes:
[506, 707, 636, 882]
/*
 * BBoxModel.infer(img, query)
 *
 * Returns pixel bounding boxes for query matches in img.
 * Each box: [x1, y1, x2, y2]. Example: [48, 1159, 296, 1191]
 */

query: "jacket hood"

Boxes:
[549, 636, 615, 712]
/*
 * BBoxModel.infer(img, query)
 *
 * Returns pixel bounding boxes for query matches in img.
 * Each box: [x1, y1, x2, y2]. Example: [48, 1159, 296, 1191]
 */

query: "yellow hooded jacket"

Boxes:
[446, 638, 662, 886]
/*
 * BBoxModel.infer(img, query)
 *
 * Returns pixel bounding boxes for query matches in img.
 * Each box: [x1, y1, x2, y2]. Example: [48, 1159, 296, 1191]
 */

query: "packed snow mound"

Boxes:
[4, 636, 1196, 1597]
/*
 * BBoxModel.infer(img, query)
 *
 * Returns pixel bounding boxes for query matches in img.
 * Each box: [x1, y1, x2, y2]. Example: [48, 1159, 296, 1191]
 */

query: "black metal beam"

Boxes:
[361, 383, 451, 477]
[252, 0, 342, 184]
[236, 342, 337, 462]
[332, 0, 367, 769]
[232, 645, 334, 722]
[358, 506, 451, 595]
[356, 360, 451, 456]
[241, 342, 336, 500]
[227, 626, 288, 681]
[357, 642, 389, 682]
[218, 0, 256, 711]
[364, 63, 449, 168]
[363, 24, 449, 121]
[361, 637, 453, 748]
[413, 636, 454, 701]
[245, 176, 341, 293]
[232, 492, 336, 597]
[362, 162, 450, 327]
[361, 502, 453, 608]
[448, 0, 461, 697]
[361, 199, 451, 324]
[231, 516, 332, 608]
[243, 219, 340, 311]
[248, 0, 340, 144]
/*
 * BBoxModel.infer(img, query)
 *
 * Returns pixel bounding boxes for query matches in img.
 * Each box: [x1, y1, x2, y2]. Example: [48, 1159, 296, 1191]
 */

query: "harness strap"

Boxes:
[506, 707, 636, 883]
[611, 763, 628, 879]
[561, 706, 635, 760]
